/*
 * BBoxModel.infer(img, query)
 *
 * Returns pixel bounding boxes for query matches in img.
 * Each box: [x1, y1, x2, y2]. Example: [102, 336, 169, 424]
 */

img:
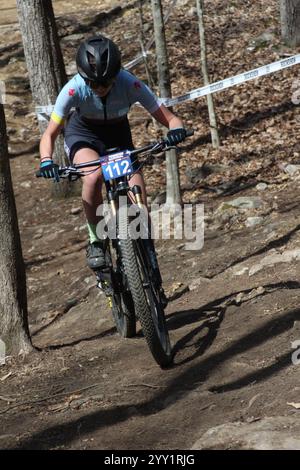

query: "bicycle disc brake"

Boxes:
[96, 267, 113, 296]
[95, 250, 114, 296]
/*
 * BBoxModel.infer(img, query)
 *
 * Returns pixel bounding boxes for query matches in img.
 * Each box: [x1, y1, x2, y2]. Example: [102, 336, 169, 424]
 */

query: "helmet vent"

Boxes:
[101, 49, 109, 77]
[87, 52, 96, 73]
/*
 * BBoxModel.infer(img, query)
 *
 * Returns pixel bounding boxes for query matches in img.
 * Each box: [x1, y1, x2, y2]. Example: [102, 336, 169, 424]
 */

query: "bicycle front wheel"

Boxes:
[118, 206, 172, 367]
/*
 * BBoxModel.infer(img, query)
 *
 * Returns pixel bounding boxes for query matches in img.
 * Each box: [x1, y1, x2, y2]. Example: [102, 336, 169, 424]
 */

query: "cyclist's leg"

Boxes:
[73, 147, 103, 225]
[64, 116, 104, 226]
[73, 147, 107, 269]
[64, 113, 109, 269]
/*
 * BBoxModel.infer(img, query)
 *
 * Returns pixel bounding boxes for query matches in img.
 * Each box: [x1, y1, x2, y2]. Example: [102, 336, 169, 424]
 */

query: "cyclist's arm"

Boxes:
[151, 104, 184, 130]
[123, 72, 184, 129]
[39, 119, 64, 161]
[39, 76, 79, 161]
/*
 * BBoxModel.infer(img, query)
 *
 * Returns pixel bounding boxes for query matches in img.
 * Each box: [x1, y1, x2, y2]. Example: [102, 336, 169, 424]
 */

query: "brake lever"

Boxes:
[68, 173, 80, 182]
[59, 167, 79, 180]
[164, 145, 178, 151]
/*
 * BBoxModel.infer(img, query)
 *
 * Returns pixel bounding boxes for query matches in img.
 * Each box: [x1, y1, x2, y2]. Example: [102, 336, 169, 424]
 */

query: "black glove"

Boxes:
[166, 128, 187, 146]
[40, 159, 60, 182]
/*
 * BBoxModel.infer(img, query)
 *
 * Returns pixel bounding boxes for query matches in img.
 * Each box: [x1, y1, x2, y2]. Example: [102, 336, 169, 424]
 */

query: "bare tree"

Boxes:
[151, 0, 182, 206]
[16, 0, 68, 196]
[196, 0, 220, 148]
[0, 103, 32, 357]
[280, 0, 300, 46]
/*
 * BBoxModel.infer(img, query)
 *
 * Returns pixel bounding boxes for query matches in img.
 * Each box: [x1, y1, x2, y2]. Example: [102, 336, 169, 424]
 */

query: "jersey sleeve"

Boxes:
[125, 72, 161, 114]
[51, 78, 79, 125]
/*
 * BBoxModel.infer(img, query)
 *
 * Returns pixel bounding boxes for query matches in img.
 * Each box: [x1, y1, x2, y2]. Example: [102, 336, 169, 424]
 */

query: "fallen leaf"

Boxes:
[287, 402, 300, 409]
[0, 372, 12, 382]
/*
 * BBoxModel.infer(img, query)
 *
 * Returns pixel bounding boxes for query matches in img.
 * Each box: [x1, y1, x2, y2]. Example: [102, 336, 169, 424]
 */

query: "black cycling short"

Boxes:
[64, 112, 139, 170]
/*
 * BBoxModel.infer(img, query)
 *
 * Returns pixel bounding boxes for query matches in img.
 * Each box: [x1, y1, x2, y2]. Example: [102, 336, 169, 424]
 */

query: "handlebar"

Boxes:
[36, 128, 194, 179]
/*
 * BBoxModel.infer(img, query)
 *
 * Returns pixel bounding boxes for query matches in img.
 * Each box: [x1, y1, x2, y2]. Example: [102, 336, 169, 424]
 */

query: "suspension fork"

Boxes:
[131, 184, 143, 207]
[131, 186, 162, 285]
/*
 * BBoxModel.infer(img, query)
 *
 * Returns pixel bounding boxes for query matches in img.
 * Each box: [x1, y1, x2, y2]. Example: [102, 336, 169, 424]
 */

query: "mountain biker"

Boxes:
[39, 35, 187, 302]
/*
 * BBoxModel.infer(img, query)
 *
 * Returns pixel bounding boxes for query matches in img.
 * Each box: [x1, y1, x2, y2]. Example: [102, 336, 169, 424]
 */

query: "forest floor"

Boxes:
[1, 0, 300, 450]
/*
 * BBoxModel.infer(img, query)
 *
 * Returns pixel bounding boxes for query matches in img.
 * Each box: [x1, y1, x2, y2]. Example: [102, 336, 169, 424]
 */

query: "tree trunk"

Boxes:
[280, 0, 300, 46]
[16, 0, 69, 197]
[151, 0, 182, 206]
[139, 1, 155, 89]
[196, 0, 220, 148]
[0, 104, 32, 357]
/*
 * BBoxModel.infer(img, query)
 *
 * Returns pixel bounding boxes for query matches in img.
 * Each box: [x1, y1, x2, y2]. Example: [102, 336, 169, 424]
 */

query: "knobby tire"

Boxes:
[118, 205, 172, 367]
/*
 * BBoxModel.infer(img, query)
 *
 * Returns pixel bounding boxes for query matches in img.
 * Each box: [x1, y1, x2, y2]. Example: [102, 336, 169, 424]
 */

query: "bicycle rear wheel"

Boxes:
[108, 244, 136, 338]
[118, 205, 172, 367]
[111, 295, 136, 338]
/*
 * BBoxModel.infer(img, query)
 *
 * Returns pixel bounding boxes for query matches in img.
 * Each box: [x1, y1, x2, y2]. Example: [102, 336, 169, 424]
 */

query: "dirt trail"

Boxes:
[1, 0, 300, 450]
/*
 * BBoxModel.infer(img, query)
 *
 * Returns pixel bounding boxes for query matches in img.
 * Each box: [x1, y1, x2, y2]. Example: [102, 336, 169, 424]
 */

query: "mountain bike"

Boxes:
[37, 130, 193, 367]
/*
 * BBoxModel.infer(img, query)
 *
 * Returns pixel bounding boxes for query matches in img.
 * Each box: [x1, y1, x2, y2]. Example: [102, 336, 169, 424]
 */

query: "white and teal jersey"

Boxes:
[51, 70, 161, 125]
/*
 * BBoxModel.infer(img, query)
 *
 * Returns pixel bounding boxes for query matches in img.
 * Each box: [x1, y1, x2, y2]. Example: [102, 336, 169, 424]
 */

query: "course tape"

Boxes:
[162, 54, 300, 107]
[35, 54, 300, 121]
[124, 51, 149, 70]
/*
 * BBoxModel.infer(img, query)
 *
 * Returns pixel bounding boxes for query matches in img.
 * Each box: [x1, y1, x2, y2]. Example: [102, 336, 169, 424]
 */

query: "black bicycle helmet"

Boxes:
[76, 35, 121, 85]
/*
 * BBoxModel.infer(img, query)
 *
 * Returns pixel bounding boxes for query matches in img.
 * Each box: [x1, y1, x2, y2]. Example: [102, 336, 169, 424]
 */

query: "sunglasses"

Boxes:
[85, 78, 114, 89]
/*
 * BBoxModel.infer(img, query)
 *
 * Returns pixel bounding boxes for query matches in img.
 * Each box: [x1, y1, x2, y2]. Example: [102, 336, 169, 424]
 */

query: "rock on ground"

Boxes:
[191, 417, 300, 450]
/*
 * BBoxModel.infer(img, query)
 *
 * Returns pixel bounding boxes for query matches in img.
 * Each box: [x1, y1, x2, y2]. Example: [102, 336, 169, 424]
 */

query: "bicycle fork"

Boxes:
[131, 185, 163, 289]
